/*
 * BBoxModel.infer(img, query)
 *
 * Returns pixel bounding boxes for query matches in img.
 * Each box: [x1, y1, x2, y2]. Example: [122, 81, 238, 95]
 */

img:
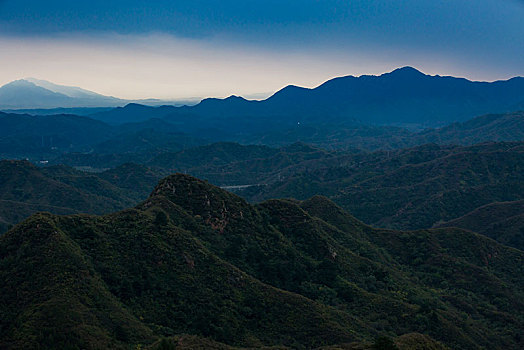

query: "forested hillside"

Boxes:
[0, 160, 162, 233]
[1, 174, 522, 349]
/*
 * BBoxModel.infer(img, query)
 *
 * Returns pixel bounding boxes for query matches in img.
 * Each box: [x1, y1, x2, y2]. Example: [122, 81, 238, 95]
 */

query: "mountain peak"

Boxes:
[267, 84, 309, 101]
[0, 79, 123, 109]
[198, 95, 250, 107]
[149, 173, 250, 232]
[224, 95, 247, 101]
[151, 173, 233, 204]
[122, 103, 150, 110]
[24, 77, 103, 98]
[387, 66, 426, 77]
[2, 79, 39, 88]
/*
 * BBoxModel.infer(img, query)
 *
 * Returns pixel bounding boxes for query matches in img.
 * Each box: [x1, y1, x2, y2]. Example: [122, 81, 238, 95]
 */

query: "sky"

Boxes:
[0, 0, 523, 100]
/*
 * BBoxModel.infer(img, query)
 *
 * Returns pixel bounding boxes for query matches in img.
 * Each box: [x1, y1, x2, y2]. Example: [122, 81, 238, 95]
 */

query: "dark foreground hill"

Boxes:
[1, 174, 522, 349]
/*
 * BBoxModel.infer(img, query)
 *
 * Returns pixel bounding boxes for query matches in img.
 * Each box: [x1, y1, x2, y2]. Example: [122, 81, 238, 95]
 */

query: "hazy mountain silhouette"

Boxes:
[25, 78, 113, 99]
[0, 79, 196, 109]
[0, 79, 125, 108]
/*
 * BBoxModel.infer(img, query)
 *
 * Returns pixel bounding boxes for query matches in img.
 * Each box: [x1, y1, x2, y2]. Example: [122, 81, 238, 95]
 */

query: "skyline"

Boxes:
[1, 0, 523, 100]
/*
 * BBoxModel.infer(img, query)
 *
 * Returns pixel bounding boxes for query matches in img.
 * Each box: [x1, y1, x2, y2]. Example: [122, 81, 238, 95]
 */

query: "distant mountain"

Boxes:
[0, 79, 125, 108]
[25, 78, 115, 99]
[96, 163, 164, 200]
[88, 67, 524, 128]
[0, 79, 197, 109]
[92, 128, 204, 156]
[148, 142, 279, 171]
[147, 142, 339, 186]
[89, 103, 179, 124]
[255, 66, 524, 126]
[437, 200, 524, 250]
[0, 173, 522, 349]
[1, 107, 115, 116]
[239, 110, 524, 150]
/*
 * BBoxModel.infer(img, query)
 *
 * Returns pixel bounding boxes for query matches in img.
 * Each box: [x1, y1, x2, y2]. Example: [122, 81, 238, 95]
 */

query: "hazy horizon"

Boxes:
[1, 0, 523, 100]
[3, 65, 523, 103]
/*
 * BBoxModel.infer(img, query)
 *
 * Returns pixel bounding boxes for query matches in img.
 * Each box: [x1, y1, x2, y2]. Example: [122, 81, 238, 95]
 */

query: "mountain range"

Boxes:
[3, 67, 524, 128]
[2, 141, 523, 252]
[74, 67, 524, 128]
[1, 173, 522, 349]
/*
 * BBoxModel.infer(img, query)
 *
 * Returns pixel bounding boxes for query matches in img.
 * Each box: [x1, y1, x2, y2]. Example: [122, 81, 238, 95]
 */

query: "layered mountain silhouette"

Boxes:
[4, 67, 523, 127]
[414, 111, 524, 146]
[87, 67, 524, 127]
[1, 173, 522, 349]
[239, 111, 524, 150]
[3, 107, 521, 162]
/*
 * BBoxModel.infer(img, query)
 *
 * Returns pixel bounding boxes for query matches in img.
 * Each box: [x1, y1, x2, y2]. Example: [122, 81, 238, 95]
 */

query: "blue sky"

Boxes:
[0, 0, 523, 99]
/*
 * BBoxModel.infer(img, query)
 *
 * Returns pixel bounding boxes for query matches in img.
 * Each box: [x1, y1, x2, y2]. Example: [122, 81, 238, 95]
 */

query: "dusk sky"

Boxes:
[1, 0, 523, 100]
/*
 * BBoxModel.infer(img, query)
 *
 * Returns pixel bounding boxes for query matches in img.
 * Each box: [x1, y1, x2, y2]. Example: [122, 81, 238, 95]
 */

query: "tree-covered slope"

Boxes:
[1, 174, 522, 349]
[0, 160, 141, 233]
[436, 200, 524, 250]
[96, 162, 165, 201]
[148, 142, 337, 186]
[5, 141, 522, 238]
[239, 142, 524, 231]
[415, 111, 524, 146]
